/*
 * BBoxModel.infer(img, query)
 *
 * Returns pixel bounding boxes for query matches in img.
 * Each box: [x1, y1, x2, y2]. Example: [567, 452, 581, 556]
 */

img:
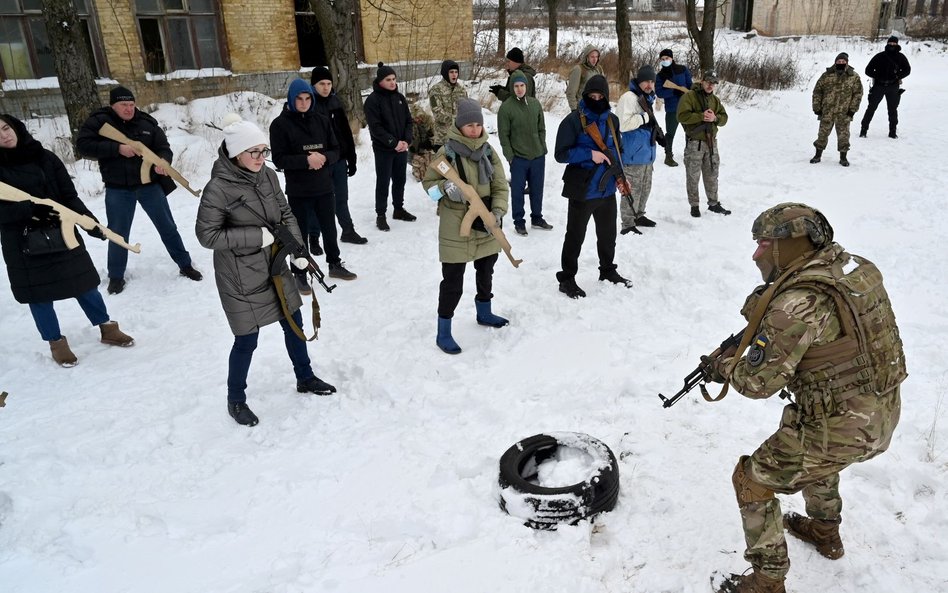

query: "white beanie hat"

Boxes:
[221, 113, 268, 158]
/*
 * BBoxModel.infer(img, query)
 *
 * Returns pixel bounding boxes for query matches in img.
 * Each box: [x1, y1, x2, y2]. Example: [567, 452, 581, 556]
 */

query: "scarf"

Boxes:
[446, 138, 493, 185]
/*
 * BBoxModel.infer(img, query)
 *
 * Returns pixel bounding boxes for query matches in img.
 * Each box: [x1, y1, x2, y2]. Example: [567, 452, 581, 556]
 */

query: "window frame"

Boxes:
[133, 0, 228, 75]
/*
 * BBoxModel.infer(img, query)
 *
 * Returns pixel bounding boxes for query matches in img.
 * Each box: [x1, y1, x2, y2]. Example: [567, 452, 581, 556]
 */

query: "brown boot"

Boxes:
[49, 336, 78, 367]
[99, 321, 135, 347]
[716, 570, 786, 593]
[783, 512, 844, 559]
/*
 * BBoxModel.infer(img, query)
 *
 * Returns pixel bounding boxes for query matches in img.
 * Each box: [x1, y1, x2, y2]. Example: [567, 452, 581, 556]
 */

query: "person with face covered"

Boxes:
[810, 53, 862, 167]
[429, 59, 468, 151]
[654, 48, 692, 167]
[705, 203, 906, 593]
[553, 75, 632, 299]
[860, 36, 911, 139]
[565, 45, 604, 111]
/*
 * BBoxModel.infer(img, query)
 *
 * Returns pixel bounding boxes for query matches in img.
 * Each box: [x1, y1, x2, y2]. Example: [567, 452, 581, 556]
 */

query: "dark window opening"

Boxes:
[135, 0, 226, 74]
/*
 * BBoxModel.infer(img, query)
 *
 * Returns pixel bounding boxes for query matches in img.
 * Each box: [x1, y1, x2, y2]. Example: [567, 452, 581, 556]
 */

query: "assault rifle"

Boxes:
[98, 123, 202, 197]
[658, 329, 745, 408]
[582, 120, 640, 234]
[430, 155, 523, 268]
[270, 223, 336, 293]
[0, 181, 141, 253]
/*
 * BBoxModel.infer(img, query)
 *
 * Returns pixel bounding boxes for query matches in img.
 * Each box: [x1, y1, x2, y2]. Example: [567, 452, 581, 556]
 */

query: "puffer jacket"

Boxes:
[422, 126, 508, 264]
[364, 80, 413, 151]
[269, 103, 339, 197]
[195, 145, 303, 336]
[76, 106, 172, 189]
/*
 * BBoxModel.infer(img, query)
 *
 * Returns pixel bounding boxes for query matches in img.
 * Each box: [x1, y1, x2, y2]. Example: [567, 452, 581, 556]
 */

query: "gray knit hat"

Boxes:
[636, 64, 656, 82]
[455, 98, 483, 128]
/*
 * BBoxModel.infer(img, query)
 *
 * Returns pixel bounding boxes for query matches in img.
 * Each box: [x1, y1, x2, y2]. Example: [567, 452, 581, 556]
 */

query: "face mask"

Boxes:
[585, 97, 610, 114]
[660, 60, 672, 68]
[835, 63, 846, 71]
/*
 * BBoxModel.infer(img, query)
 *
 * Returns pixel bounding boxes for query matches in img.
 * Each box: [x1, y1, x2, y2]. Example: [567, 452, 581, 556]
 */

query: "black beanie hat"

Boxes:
[506, 47, 524, 64]
[636, 64, 656, 83]
[887, 35, 899, 43]
[582, 74, 609, 101]
[440, 59, 460, 82]
[311, 66, 332, 85]
[659, 48, 673, 58]
[375, 62, 396, 84]
[835, 52, 849, 63]
[109, 86, 135, 104]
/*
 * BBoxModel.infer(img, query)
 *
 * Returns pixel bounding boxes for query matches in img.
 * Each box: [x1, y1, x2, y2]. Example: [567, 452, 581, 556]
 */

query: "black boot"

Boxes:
[888, 127, 898, 139]
[859, 126, 867, 138]
[809, 148, 822, 164]
[228, 402, 259, 426]
[839, 152, 849, 167]
[297, 376, 337, 395]
[708, 203, 731, 215]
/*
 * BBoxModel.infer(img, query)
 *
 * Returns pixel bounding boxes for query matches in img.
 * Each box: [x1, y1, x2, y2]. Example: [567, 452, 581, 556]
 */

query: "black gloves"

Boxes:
[30, 202, 59, 224]
[489, 84, 503, 96]
[347, 161, 357, 177]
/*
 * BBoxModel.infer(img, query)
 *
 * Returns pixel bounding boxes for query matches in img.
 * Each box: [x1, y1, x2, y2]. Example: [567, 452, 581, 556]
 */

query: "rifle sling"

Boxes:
[270, 244, 320, 342]
[578, 112, 628, 193]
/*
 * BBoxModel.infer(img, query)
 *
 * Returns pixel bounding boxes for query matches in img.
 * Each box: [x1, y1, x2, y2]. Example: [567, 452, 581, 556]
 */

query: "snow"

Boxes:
[2, 24, 948, 593]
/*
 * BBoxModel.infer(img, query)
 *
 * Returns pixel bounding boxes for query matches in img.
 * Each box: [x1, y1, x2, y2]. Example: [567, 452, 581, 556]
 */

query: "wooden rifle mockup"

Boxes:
[98, 123, 201, 197]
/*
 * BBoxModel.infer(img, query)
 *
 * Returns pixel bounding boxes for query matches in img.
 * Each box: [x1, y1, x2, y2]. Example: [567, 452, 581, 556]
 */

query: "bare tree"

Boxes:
[616, 0, 633, 85]
[545, 0, 561, 58]
[40, 0, 99, 153]
[311, 0, 366, 127]
[685, 0, 717, 73]
[498, 0, 507, 57]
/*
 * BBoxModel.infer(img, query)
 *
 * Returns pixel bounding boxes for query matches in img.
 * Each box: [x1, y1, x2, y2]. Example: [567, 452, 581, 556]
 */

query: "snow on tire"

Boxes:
[498, 432, 619, 530]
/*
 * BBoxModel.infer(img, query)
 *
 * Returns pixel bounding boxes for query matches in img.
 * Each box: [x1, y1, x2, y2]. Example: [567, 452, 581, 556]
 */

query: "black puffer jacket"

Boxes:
[363, 80, 413, 151]
[314, 92, 356, 168]
[75, 106, 173, 189]
[269, 105, 340, 197]
[0, 116, 100, 303]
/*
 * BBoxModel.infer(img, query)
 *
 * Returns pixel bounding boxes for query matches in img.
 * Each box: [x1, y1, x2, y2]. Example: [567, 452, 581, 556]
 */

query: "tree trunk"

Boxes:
[40, 0, 100, 156]
[311, 0, 366, 129]
[685, 0, 717, 73]
[616, 0, 633, 86]
[547, 0, 559, 59]
[497, 0, 506, 57]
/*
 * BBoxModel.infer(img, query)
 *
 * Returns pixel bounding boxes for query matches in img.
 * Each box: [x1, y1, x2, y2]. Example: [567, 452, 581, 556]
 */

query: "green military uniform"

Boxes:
[812, 63, 863, 152]
[429, 78, 468, 147]
[677, 81, 728, 209]
[565, 45, 604, 111]
[715, 203, 906, 592]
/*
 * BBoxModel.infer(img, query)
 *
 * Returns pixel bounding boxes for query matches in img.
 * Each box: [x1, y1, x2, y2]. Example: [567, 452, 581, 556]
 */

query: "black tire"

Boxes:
[498, 432, 620, 530]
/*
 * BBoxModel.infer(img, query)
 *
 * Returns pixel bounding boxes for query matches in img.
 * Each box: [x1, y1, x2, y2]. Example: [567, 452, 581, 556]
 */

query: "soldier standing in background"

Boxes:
[429, 59, 468, 152]
[860, 36, 911, 139]
[677, 70, 730, 218]
[810, 53, 862, 167]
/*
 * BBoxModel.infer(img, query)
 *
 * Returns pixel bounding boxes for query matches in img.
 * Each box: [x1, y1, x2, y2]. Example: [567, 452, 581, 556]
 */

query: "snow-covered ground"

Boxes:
[1, 24, 946, 593]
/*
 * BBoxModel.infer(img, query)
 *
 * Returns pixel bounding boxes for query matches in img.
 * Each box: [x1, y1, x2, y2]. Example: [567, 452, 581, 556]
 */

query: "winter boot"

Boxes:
[49, 336, 78, 367]
[514, 223, 528, 236]
[99, 321, 135, 347]
[708, 203, 732, 215]
[392, 207, 417, 221]
[858, 126, 868, 138]
[339, 229, 368, 245]
[436, 317, 462, 354]
[531, 219, 553, 230]
[690, 205, 701, 218]
[297, 376, 337, 395]
[664, 153, 679, 167]
[179, 266, 203, 281]
[783, 512, 844, 559]
[308, 235, 324, 256]
[715, 570, 786, 593]
[475, 300, 509, 328]
[809, 148, 822, 164]
[376, 215, 390, 231]
[107, 278, 126, 295]
[635, 215, 657, 227]
[839, 152, 850, 167]
[888, 127, 898, 139]
[600, 269, 633, 288]
[558, 277, 586, 299]
[328, 262, 357, 280]
[228, 402, 259, 426]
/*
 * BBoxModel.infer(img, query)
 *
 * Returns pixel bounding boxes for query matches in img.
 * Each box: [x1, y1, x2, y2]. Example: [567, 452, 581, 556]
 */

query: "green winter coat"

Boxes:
[812, 65, 863, 120]
[496, 64, 537, 102]
[422, 127, 509, 264]
[497, 94, 547, 162]
[565, 45, 604, 111]
[429, 78, 468, 146]
[677, 84, 728, 141]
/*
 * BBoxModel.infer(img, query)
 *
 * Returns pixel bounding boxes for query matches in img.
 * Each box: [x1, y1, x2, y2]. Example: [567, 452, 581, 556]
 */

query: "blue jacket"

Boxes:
[618, 82, 657, 166]
[655, 63, 693, 113]
[554, 100, 621, 200]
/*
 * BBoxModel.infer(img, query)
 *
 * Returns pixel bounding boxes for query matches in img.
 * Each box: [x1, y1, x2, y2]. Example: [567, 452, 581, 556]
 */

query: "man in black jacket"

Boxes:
[270, 78, 357, 289]
[311, 67, 367, 246]
[860, 36, 911, 139]
[76, 86, 201, 295]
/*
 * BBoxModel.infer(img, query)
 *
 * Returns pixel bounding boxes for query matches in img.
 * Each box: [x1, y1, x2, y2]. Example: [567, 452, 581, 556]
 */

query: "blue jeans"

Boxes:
[309, 160, 355, 239]
[509, 156, 546, 227]
[105, 184, 192, 280]
[29, 288, 110, 341]
[226, 309, 315, 403]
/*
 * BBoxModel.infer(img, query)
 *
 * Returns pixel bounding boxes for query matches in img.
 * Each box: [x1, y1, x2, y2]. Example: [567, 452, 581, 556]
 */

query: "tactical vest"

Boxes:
[778, 247, 907, 413]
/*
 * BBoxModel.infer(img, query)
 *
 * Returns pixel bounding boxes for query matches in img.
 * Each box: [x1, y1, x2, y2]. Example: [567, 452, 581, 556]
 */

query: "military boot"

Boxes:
[839, 152, 849, 167]
[49, 336, 78, 367]
[715, 570, 786, 593]
[783, 512, 844, 559]
[859, 126, 867, 138]
[888, 127, 898, 139]
[809, 148, 822, 164]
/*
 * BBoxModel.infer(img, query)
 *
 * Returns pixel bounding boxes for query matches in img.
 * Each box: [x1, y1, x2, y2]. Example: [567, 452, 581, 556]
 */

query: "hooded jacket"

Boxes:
[429, 64, 469, 146]
[565, 46, 605, 111]
[76, 106, 173, 189]
[495, 64, 537, 102]
[497, 90, 546, 162]
[195, 145, 303, 336]
[0, 116, 100, 303]
[364, 79, 413, 151]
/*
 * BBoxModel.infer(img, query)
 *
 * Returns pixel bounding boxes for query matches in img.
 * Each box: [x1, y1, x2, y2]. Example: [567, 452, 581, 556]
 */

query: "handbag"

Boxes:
[21, 225, 69, 256]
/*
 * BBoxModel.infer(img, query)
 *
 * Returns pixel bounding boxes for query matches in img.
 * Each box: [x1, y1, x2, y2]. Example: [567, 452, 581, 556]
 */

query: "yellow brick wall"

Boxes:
[219, 1, 300, 72]
[91, 0, 144, 81]
[359, 0, 473, 65]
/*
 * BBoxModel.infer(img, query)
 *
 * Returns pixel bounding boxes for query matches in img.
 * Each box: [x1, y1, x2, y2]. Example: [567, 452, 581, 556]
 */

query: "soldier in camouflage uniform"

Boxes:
[708, 203, 906, 593]
[810, 53, 863, 167]
[409, 103, 436, 182]
[677, 70, 730, 218]
[429, 59, 468, 151]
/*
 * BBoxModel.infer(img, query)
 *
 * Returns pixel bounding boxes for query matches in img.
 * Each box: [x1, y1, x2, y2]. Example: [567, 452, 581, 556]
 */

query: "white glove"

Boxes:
[291, 257, 309, 270]
[260, 227, 275, 247]
[443, 181, 464, 203]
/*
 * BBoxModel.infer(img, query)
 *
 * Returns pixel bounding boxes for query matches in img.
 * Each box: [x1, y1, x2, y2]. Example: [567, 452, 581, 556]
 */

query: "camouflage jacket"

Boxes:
[429, 79, 468, 146]
[409, 104, 436, 154]
[812, 66, 863, 120]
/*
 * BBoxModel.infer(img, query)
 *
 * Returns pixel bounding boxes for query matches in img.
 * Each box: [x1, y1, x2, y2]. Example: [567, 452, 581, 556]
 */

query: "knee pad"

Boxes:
[732, 455, 775, 506]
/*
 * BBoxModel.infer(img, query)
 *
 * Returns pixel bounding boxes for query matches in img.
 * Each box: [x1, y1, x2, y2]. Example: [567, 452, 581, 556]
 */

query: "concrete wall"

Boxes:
[722, 0, 879, 37]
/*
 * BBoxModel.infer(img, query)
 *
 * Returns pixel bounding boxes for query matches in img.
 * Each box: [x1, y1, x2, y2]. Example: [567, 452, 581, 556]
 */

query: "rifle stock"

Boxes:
[431, 155, 523, 269]
[662, 79, 691, 94]
[0, 181, 141, 253]
[98, 123, 201, 197]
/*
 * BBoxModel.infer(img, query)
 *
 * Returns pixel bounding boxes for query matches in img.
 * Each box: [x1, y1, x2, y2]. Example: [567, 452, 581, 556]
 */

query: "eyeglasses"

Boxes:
[243, 148, 271, 159]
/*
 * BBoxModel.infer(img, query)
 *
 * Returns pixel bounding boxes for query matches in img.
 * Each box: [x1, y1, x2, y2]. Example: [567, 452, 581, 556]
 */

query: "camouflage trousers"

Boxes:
[737, 387, 901, 579]
[814, 115, 853, 152]
[411, 151, 435, 182]
[683, 139, 720, 207]
[619, 163, 653, 228]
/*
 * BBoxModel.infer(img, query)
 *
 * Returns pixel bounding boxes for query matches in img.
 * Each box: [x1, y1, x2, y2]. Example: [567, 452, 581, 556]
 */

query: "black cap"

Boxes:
[506, 47, 524, 64]
[375, 62, 396, 84]
[582, 74, 609, 101]
[311, 66, 332, 85]
[887, 35, 899, 43]
[109, 86, 135, 104]
[440, 59, 460, 81]
[636, 65, 656, 83]
[835, 52, 849, 63]
[659, 48, 673, 58]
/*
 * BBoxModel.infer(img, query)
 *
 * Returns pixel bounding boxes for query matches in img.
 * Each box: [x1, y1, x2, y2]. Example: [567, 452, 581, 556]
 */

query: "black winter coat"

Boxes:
[76, 106, 173, 189]
[363, 81, 413, 152]
[314, 93, 356, 167]
[269, 105, 340, 197]
[0, 120, 100, 304]
[865, 47, 911, 84]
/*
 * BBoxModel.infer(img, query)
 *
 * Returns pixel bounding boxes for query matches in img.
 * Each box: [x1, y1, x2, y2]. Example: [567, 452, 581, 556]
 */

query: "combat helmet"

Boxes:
[752, 203, 834, 249]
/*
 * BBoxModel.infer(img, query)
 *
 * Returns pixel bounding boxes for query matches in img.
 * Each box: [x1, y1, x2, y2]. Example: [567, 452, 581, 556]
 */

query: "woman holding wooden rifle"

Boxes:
[0, 114, 134, 367]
